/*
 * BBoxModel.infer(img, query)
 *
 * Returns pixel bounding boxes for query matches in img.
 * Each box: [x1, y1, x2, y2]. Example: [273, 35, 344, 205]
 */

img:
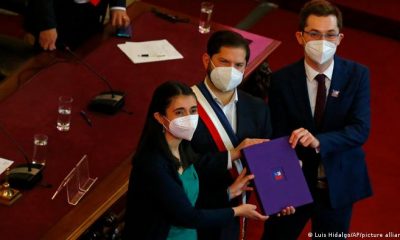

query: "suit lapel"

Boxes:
[322, 57, 349, 130]
[236, 93, 245, 141]
[289, 60, 316, 132]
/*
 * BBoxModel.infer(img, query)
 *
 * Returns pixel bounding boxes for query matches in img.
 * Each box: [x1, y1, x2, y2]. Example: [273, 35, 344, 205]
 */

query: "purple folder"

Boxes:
[242, 136, 313, 215]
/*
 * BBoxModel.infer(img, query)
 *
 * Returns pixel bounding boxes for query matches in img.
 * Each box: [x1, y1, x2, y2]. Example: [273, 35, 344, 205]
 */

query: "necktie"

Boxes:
[90, 0, 100, 6]
[314, 74, 326, 130]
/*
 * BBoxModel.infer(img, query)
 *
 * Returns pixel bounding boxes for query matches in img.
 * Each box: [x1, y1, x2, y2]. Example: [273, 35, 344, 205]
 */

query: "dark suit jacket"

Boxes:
[24, 0, 125, 47]
[268, 56, 372, 209]
[191, 89, 272, 239]
[123, 148, 234, 240]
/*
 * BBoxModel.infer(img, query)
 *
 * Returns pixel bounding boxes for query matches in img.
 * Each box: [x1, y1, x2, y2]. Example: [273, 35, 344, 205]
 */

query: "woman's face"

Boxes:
[154, 94, 198, 139]
[164, 95, 198, 121]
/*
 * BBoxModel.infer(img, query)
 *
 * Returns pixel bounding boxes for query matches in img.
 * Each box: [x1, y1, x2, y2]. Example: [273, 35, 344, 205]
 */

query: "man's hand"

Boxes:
[230, 138, 269, 161]
[228, 168, 254, 200]
[277, 206, 296, 217]
[289, 128, 320, 149]
[39, 28, 57, 51]
[111, 10, 130, 28]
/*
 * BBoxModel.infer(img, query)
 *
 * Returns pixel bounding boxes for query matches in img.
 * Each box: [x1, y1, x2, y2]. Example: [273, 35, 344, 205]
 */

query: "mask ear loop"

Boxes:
[208, 59, 217, 78]
[209, 59, 217, 69]
[208, 59, 218, 88]
[161, 116, 172, 133]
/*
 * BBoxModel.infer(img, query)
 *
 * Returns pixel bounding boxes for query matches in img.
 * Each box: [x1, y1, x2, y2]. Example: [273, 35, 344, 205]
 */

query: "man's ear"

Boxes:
[295, 31, 305, 46]
[202, 53, 210, 70]
[336, 33, 344, 46]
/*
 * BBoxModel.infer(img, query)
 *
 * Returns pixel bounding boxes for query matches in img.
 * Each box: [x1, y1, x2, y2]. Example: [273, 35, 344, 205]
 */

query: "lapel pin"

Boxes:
[331, 89, 340, 98]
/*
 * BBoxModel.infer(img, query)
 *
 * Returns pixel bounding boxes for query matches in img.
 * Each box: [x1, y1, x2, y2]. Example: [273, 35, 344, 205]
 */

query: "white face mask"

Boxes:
[164, 115, 199, 141]
[209, 60, 244, 92]
[305, 40, 337, 64]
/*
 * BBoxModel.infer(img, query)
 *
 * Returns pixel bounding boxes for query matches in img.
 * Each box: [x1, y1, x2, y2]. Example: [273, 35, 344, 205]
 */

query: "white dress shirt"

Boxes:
[304, 60, 334, 116]
[304, 60, 334, 179]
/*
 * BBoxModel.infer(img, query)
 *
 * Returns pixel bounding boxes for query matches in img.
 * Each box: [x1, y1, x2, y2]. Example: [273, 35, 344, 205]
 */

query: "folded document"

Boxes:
[118, 39, 183, 64]
[242, 137, 313, 215]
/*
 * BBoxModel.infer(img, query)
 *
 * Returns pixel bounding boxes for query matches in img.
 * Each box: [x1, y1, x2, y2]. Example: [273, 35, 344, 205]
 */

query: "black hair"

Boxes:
[132, 81, 198, 170]
[299, 0, 343, 31]
[207, 30, 250, 63]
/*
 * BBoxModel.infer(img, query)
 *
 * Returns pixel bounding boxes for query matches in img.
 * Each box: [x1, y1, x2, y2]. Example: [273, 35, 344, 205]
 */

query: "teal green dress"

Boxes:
[167, 164, 199, 240]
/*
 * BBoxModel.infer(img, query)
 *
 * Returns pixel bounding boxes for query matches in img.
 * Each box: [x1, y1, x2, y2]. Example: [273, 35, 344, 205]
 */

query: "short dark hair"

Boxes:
[207, 30, 250, 63]
[133, 81, 197, 170]
[299, 0, 343, 31]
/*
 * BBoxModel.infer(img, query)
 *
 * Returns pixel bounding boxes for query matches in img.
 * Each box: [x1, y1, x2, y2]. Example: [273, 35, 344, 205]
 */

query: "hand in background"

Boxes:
[111, 10, 130, 28]
[39, 28, 57, 51]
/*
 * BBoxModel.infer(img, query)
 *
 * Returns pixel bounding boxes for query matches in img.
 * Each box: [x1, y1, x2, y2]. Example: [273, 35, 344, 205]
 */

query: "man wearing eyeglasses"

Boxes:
[264, 0, 372, 239]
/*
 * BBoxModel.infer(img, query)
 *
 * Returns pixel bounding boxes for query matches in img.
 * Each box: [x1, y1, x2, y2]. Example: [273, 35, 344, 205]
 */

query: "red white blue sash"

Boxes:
[193, 82, 248, 239]
[192, 82, 239, 152]
[192, 82, 246, 176]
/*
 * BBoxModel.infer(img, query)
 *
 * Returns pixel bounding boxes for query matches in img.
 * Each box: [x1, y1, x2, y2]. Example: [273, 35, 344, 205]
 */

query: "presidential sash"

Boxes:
[192, 82, 243, 175]
[192, 82, 248, 240]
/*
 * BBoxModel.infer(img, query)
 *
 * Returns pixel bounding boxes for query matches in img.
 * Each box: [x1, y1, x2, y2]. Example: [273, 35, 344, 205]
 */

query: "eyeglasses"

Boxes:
[302, 31, 342, 41]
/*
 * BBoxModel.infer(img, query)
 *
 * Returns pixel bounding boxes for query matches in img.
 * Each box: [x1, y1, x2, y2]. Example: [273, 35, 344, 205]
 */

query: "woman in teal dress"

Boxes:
[167, 164, 199, 240]
[123, 81, 270, 240]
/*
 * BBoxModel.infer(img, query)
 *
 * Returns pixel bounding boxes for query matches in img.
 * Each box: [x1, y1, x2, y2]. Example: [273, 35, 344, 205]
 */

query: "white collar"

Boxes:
[304, 59, 334, 82]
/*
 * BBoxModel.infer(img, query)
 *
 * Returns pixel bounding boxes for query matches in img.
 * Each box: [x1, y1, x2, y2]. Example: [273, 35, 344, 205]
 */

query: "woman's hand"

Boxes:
[233, 204, 269, 221]
[228, 168, 253, 200]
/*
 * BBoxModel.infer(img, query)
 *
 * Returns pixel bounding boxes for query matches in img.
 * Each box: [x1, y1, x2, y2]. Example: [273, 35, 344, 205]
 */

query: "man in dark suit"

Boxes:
[24, 0, 130, 50]
[191, 30, 272, 240]
[263, 0, 372, 239]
